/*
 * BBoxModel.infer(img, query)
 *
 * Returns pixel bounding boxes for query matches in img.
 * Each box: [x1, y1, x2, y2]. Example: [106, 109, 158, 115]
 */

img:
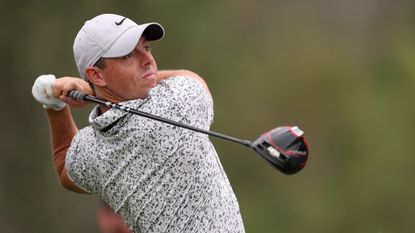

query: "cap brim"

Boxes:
[142, 23, 164, 41]
[103, 23, 164, 58]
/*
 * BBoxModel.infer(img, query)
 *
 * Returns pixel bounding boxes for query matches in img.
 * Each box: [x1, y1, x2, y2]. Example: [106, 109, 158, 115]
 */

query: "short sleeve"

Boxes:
[65, 127, 99, 194]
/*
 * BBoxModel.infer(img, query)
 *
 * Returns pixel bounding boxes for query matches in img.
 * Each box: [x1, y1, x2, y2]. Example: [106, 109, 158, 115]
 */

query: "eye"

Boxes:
[144, 44, 151, 53]
[124, 51, 134, 59]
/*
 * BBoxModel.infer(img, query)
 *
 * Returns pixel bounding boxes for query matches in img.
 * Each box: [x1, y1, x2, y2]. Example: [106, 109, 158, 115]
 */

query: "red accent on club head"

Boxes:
[265, 127, 308, 157]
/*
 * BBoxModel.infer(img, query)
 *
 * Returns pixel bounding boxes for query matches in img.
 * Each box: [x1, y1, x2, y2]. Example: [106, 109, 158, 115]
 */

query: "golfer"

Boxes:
[32, 13, 245, 233]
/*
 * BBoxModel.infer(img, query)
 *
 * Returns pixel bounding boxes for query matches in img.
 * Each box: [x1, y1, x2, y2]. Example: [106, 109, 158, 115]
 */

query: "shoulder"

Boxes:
[66, 126, 97, 166]
[156, 76, 212, 106]
[175, 70, 210, 95]
[65, 126, 98, 193]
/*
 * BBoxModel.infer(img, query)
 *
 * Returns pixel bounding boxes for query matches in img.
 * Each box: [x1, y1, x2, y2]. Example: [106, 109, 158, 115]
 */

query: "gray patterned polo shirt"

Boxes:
[66, 76, 245, 233]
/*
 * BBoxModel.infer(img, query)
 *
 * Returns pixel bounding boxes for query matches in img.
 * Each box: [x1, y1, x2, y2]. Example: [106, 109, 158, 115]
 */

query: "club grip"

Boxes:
[68, 90, 88, 100]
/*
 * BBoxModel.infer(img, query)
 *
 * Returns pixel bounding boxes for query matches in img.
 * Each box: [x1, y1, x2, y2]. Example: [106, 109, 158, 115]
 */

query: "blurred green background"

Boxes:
[1, 0, 415, 232]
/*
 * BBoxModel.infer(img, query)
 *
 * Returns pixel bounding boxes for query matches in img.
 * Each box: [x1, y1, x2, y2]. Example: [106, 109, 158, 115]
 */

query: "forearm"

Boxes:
[46, 106, 86, 193]
[157, 69, 211, 96]
[156, 69, 200, 81]
[47, 106, 76, 168]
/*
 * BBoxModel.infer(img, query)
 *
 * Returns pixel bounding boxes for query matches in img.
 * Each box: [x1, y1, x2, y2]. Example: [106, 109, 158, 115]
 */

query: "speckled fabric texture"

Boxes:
[66, 76, 245, 233]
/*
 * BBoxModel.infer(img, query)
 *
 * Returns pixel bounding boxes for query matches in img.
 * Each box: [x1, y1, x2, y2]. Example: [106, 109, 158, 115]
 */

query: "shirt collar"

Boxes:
[89, 98, 148, 132]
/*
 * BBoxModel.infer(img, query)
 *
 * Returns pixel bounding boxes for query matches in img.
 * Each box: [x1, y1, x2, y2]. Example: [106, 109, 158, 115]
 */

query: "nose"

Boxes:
[137, 47, 153, 67]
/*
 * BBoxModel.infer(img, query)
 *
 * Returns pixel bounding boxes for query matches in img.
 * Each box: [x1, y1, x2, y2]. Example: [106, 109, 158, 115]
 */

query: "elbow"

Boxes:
[58, 169, 73, 191]
[58, 168, 87, 194]
[58, 173, 72, 190]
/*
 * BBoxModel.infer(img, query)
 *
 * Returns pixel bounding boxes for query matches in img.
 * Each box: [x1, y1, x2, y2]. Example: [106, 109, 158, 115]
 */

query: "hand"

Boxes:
[32, 74, 67, 111]
[53, 76, 93, 108]
[32, 75, 93, 110]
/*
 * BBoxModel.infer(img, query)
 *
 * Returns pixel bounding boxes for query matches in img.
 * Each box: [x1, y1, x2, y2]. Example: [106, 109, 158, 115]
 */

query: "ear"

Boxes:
[85, 66, 106, 87]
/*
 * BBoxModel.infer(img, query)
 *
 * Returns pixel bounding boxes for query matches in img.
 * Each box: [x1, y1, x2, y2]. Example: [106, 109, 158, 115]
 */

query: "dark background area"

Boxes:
[1, 0, 415, 232]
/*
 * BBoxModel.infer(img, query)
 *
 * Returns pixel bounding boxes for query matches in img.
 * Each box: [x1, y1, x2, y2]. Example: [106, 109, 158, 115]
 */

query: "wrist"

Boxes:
[43, 102, 66, 111]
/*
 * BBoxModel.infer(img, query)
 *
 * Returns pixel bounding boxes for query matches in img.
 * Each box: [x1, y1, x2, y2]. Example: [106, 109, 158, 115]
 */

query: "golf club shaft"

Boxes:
[69, 90, 252, 147]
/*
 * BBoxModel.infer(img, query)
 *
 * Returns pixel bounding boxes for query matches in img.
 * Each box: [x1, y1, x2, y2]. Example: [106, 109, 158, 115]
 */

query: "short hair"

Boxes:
[94, 57, 107, 69]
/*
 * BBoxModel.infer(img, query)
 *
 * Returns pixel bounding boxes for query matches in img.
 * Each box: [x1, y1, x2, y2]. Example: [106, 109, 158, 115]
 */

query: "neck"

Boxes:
[94, 89, 120, 115]
[98, 106, 110, 115]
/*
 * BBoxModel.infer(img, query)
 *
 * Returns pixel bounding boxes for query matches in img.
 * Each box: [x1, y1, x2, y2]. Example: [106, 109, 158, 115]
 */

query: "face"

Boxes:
[91, 36, 158, 102]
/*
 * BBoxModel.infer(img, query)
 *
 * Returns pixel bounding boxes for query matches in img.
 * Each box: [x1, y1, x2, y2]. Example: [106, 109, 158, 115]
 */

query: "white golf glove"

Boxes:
[32, 74, 66, 111]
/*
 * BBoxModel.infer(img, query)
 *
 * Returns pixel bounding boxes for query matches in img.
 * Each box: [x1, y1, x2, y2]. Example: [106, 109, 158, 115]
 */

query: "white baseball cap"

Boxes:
[73, 13, 165, 80]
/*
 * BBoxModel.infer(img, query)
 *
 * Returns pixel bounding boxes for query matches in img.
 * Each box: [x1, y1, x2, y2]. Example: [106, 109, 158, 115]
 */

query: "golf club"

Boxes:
[69, 90, 309, 174]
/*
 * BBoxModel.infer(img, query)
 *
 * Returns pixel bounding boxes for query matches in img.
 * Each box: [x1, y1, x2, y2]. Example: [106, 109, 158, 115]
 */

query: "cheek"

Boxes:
[104, 64, 133, 86]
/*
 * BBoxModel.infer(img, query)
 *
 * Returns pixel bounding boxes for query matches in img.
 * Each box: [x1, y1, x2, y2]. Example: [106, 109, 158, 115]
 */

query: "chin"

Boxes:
[149, 81, 158, 88]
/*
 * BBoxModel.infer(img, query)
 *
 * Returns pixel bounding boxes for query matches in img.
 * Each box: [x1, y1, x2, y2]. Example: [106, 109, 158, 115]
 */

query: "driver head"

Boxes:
[251, 126, 309, 174]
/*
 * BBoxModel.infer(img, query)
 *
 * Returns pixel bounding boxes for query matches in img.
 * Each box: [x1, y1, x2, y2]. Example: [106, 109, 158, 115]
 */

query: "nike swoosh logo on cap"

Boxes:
[115, 17, 127, 26]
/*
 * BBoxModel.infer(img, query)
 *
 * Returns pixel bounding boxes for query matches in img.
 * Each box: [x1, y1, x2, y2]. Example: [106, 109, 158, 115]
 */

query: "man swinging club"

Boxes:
[32, 13, 246, 233]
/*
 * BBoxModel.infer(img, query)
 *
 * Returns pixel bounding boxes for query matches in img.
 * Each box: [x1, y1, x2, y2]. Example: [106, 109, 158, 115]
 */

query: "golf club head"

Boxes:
[251, 126, 309, 174]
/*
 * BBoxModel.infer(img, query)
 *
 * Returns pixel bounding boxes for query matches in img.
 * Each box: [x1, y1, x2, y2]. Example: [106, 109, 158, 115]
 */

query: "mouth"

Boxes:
[142, 72, 156, 80]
